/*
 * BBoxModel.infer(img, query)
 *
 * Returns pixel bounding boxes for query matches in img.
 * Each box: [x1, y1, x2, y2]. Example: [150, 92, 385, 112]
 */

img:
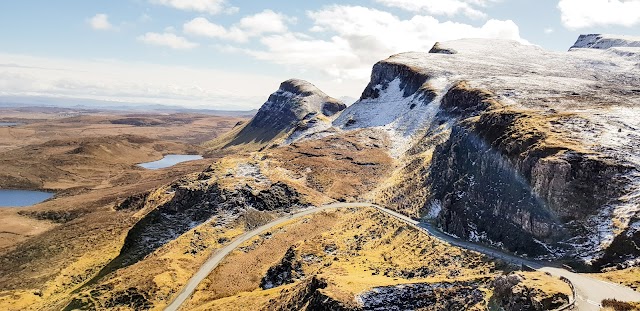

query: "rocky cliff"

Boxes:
[212, 79, 345, 149]
[336, 35, 640, 268]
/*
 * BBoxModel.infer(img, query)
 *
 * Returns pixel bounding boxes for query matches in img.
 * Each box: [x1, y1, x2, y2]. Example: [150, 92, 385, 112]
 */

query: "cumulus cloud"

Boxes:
[374, 0, 498, 19]
[88, 14, 114, 31]
[149, 0, 236, 15]
[183, 10, 293, 43]
[237, 10, 294, 35]
[233, 5, 525, 81]
[558, 0, 640, 29]
[138, 32, 199, 49]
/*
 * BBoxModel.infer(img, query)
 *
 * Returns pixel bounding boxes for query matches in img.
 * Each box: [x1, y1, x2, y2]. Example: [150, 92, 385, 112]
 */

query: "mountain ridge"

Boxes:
[223, 34, 640, 269]
[206, 78, 345, 151]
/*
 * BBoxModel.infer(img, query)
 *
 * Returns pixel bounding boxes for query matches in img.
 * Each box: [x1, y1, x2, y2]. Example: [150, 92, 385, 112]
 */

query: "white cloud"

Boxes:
[544, 27, 555, 34]
[232, 5, 525, 81]
[0, 53, 287, 110]
[183, 18, 249, 42]
[149, 0, 236, 15]
[374, 0, 498, 19]
[138, 32, 199, 49]
[237, 10, 294, 35]
[183, 10, 292, 43]
[88, 14, 114, 31]
[558, 0, 640, 29]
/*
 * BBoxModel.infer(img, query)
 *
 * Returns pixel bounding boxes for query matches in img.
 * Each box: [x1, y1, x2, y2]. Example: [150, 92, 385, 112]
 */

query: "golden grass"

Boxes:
[265, 130, 394, 201]
[593, 267, 640, 291]
[183, 211, 342, 309]
[185, 207, 500, 310]
[65, 217, 246, 311]
[515, 271, 572, 297]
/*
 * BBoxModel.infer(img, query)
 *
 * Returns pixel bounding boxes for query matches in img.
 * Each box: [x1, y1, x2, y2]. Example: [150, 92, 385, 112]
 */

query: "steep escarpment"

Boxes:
[427, 83, 632, 258]
[359, 37, 640, 266]
[209, 79, 345, 150]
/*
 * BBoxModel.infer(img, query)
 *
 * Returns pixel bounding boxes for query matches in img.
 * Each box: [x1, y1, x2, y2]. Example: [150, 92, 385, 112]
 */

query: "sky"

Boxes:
[0, 0, 639, 110]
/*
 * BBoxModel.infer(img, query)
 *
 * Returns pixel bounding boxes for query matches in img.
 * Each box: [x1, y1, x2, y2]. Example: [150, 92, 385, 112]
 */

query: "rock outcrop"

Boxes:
[260, 247, 305, 289]
[492, 272, 571, 311]
[357, 281, 486, 310]
[216, 79, 345, 148]
[85, 177, 306, 286]
[264, 277, 354, 311]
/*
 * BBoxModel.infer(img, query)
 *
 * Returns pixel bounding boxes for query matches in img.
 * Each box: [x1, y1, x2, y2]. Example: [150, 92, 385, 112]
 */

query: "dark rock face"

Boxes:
[114, 191, 150, 211]
[429, 126, 562, 256]
[225, 79, 344, 146]
[595, 218, 640, 269]
[260, 247, 305, 289]
[322, 100, 347, 117]
[493, 274, 569, 311]
[64, 286, 153, 311]
[264, 277, 354, 311]
[85, 179, 305, 287]
[361, 62, 437, 100]
[358, 281, 486, 311]
[373, 64, 635, 263]
[424, 83, 631, 257]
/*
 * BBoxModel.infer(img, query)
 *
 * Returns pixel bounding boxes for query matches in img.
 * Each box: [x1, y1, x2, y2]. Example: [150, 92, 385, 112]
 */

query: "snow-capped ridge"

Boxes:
[570, 34, 640, 50]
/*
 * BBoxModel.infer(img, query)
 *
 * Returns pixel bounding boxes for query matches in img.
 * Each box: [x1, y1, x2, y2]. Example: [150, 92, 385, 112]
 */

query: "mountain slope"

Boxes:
[334, 35, 640, 268]
[207, 79, 345, 151]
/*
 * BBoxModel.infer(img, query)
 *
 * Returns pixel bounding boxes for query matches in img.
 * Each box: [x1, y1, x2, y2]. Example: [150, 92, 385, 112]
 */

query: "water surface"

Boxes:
[0, 122, 20, 127]
[0, 190, 54, 207]
[138, 154, 203, 170]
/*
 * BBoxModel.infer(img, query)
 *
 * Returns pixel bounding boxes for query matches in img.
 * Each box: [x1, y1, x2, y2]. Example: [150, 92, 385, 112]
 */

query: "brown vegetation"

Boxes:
[0, 108, 246, 310]
[183, 207, 504, 310]
[266, 130, 394, 201]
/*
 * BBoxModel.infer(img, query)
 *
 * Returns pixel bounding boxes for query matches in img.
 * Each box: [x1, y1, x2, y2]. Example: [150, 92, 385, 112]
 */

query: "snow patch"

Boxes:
[426, 200, 442, 219]
[571, 34, 640, 50]
[334, 77, 444, 157]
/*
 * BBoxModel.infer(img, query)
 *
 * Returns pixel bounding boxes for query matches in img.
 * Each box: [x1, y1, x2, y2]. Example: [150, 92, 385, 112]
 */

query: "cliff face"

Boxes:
[348, 37, 640, 267]
[220, 79, 345, 148]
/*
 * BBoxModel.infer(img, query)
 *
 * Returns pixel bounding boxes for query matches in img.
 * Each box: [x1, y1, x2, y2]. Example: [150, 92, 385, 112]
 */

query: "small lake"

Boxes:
[0, 190, 54, 207]
[138, 154, 203, 170]
[0, 122, 20, 127]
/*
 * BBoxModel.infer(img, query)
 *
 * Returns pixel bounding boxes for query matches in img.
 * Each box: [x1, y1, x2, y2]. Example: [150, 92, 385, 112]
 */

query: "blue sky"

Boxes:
[0, 0, 638, 110]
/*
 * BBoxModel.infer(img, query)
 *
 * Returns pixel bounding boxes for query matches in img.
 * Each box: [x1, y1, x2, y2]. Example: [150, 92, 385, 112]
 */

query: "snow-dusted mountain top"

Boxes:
[335, 35, 640, 163]
[570, 34, 640, 50]
[269, 79, 345, 119]
[383, 38, 639, 105]
[221, 78, 346, 147]
[329, 35, 640, 263]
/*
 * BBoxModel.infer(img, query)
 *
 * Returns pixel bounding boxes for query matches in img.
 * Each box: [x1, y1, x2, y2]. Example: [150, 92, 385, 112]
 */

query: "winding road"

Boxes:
[165, 203, 640, 311]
